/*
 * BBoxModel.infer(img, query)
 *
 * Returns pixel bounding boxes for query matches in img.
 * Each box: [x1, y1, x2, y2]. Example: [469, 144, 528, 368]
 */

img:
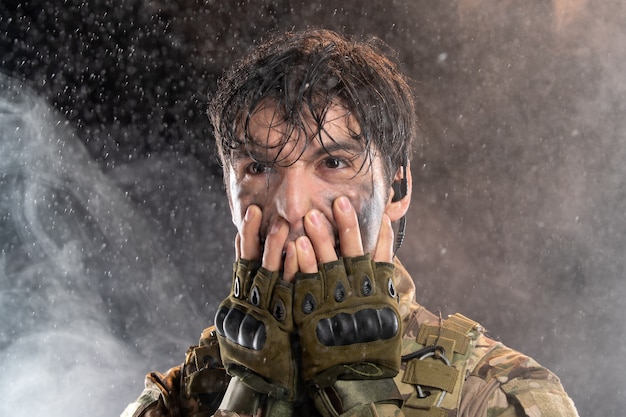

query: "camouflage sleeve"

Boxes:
[461, 343, 579, 417]
[121, 327, 230, 417]
[120, 366, 183, 417]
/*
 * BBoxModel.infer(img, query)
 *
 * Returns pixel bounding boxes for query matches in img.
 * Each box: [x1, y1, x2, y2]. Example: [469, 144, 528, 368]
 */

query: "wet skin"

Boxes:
[223, 100, 412, 281]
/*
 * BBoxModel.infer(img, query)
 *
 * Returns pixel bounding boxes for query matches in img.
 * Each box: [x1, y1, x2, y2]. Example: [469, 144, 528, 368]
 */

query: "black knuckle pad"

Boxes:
[377, 307, 399, 339]
[215, 302, 268, 351]
[223, 307, 245, 342]
[354, 308, 380, 342]
[315, 308, 399, 346]
[238, 313, 266, 350]
[214, 306, 229, 336]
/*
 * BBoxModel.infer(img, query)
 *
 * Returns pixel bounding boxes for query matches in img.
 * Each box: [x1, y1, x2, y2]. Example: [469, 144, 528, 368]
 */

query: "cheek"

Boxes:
[228, 178, 277, 235]
[357, 201, 385, 253]
[353, 183, 387, 253]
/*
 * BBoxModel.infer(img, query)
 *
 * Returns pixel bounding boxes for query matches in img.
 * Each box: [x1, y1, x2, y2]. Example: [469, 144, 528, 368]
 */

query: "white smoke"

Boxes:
[0, 73, 230, 417]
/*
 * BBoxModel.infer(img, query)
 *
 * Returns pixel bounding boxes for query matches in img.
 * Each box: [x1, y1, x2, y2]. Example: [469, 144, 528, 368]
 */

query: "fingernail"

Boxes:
[270, 219, 282, 234]
[308, 210, 322, 226]
[244, 206, 254, 221]
[337, 196, 351, 213]
[297, 236, 311, 252]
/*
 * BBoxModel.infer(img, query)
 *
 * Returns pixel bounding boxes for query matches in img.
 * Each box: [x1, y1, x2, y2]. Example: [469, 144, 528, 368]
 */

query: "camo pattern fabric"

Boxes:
[121, 259, 579, 417]
[121, 327, 230, 417]
[462, 344, 580, 417]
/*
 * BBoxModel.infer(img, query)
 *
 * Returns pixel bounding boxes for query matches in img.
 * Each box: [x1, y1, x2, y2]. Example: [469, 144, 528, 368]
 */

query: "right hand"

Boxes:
[214, 205, 298, 402]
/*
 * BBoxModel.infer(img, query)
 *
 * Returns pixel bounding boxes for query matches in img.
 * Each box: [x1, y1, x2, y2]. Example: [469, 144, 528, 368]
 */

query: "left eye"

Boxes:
[323, 157, 346, 169]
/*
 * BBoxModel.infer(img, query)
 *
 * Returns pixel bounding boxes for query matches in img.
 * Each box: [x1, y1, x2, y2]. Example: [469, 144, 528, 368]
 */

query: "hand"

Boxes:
[214, 205, 298, 402]
[292, 196, 402, 388]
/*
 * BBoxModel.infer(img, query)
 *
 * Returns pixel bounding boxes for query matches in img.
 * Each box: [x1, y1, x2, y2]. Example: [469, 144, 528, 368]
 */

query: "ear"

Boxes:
[385, 161, 412, 222]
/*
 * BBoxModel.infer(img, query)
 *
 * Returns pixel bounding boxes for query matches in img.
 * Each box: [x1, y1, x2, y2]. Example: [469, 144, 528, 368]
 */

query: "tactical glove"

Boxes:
[214, 259, 297, 402]
[293, 255, 402, 388]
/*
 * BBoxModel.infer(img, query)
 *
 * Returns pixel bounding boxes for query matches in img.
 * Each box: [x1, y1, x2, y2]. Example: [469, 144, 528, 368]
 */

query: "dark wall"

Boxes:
[1, 1, 624, 416]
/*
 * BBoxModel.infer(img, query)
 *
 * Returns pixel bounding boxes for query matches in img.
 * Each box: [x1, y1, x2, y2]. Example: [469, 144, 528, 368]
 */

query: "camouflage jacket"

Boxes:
[121, 260, 579, 417]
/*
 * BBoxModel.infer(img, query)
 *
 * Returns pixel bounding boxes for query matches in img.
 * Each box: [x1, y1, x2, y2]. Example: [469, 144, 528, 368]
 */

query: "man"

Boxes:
[122, 29, 579, 417]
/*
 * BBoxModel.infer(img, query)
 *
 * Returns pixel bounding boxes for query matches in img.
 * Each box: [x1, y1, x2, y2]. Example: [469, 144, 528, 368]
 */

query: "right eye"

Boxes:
[246, 162, 271, 175]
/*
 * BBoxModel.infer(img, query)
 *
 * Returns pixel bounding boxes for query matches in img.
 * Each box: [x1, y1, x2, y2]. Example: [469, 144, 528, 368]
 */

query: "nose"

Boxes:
[273, 167, 312, 229]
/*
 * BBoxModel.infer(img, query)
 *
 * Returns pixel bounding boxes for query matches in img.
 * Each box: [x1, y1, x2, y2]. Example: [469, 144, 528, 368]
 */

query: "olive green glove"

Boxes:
[214, 259, 297, 402]
[293, 254, 402, 389]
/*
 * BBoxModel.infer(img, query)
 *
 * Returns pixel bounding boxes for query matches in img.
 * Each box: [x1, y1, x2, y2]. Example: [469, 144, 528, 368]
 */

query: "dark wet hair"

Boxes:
[208, 28, 417, 181]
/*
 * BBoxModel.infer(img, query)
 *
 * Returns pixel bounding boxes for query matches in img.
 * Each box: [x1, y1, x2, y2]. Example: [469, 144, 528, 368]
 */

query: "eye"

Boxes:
[322, 157, 347, 170]
[246, 162, 271, 175]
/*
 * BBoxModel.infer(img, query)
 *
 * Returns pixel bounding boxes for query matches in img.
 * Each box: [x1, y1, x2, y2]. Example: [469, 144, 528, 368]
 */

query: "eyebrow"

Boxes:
[230, 135, 367, 165]
[311, 137, 366, 160]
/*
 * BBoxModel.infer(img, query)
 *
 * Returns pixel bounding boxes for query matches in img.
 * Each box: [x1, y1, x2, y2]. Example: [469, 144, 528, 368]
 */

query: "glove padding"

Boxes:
[293, 254, 402, 389]
[215, 259, 297, 401]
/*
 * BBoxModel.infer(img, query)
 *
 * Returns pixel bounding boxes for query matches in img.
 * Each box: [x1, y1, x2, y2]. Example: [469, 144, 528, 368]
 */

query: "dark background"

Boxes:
[1, 1, 624, 416]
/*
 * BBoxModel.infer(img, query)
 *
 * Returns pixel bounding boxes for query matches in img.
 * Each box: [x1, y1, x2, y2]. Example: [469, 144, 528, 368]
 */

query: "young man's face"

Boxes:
[223, 99, 402, 261]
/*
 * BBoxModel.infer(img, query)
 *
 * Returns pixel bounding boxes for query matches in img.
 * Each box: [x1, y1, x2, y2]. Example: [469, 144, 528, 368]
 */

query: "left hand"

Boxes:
[291, 196, 402, 388]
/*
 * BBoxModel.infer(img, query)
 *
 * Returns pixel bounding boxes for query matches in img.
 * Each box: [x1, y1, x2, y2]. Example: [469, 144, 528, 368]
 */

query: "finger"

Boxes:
[295, 236, 319, 273]
[373, 213, 394, 263]
[303, 209, 338, 263]
[333, 196, 364, 257]
[240, 205, 262, 260]
[261, 218, 289, 271]
[283, 241, 298, 282]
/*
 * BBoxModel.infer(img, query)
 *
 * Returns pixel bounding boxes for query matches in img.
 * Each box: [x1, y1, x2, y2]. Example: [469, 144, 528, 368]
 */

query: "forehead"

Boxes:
[234, 99, 365, 163]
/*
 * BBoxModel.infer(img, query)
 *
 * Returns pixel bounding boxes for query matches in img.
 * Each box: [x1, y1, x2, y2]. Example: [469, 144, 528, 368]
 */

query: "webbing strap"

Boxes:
[218, 377, 265, 416]
[415, 313, 478, 356]
[401, 406, 447, 417]
[313, 379, 403, 417]
[442, 313, 479, 334]
[417, 326, 469, 355]
[403, 359, 459, 392]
